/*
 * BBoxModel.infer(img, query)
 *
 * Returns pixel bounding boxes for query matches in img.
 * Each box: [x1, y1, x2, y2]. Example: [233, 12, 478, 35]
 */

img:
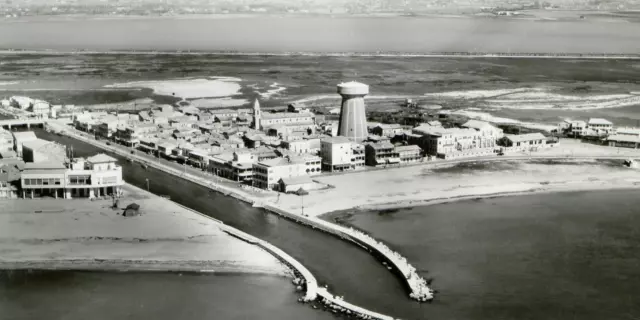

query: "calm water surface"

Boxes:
[1, 16, 639, 53]
[332, 190, 640, 320]
[0, 271, 336, 320]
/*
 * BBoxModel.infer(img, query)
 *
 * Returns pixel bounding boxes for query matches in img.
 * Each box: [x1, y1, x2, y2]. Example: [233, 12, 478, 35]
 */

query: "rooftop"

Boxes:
[395, 145, 422, 152]
[505, 133, 547, 142]
[337, 81, 368, 89]
[321, 136, 351, 144]
[262, 112, 313, 120]
[607, 134, 640, 143]
[86, 153, 117, 164]
[12, 131, 37, 141]
[588, 118, 613, 125]
[256, 156, 302, 167]
[24, 161, 66, 170]
[367, 142, 395, 150]
[280, 175, 314, 186]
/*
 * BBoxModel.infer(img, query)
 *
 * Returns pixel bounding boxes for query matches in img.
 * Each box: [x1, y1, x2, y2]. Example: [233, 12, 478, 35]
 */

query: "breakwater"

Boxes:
[260, 204, 434, 302]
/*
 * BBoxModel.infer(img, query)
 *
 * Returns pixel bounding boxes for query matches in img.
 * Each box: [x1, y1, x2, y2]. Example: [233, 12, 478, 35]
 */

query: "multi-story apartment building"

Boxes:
[320, 136, 365, 172]
[116, 123, 157, 147]
[587, 118, 614, 135]
[95, 120, 119, 139]
[209, 151, 255, 183]
[419, 127, 498, 159]
[252, 156, 310, 190]
[395, 145, 423, 163]
[461, 120, 504, 149]
[365, 142, 400, 166]
[20, 153, 123, 199]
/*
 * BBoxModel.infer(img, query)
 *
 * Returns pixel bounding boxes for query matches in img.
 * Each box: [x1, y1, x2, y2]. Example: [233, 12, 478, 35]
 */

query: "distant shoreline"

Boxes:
[1, 49, 640, 59]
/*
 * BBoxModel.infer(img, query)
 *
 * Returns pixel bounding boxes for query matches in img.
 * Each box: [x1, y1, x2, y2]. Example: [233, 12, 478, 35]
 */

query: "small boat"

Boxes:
[141, 162, 149, 169]
[160, 195, 171, 200]
[127, 158, 133, 163]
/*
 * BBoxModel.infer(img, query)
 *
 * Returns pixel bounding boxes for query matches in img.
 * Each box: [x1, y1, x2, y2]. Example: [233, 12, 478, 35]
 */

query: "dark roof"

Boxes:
[0, 164, 21, 182]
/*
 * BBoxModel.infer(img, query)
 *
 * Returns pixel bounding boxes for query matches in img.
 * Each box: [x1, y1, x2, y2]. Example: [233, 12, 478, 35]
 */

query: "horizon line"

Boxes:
[1, 49, 640, 59]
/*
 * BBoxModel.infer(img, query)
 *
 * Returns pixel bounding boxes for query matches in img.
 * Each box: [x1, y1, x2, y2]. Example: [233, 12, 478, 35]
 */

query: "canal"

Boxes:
[32, 129, 431, 319]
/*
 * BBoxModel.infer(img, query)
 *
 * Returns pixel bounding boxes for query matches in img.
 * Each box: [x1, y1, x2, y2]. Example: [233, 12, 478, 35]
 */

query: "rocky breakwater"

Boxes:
[261, 204, 434, 302]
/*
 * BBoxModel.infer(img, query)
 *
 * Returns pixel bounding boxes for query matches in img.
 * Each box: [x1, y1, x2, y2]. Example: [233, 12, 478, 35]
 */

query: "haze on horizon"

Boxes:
[2, 0, 640, 17]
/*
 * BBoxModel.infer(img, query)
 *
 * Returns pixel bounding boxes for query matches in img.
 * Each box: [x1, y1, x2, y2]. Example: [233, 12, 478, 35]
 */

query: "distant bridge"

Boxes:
[0, 118, 48, 130]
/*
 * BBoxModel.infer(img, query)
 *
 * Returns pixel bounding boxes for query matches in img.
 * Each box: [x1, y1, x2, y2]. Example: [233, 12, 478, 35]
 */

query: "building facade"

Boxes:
[20, 154, 123, 199]
[252, 156, 309, 190]
[365, 142, 400, 166]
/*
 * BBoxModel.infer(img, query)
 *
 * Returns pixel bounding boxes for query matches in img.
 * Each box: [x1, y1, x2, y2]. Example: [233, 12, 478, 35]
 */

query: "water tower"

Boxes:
[337, 81, 369, 142]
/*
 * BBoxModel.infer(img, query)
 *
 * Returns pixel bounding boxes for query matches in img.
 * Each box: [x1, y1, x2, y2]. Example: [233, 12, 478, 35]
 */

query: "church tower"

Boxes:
[253, 98, 261, 130]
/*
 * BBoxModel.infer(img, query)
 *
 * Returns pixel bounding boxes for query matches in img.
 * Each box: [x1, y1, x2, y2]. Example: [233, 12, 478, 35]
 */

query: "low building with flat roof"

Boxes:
[502, 133, 548, 151]
[607, 134, 640, 148]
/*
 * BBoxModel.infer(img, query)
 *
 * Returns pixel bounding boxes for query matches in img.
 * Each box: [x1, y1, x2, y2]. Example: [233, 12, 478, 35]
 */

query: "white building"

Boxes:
[11, 131, 38, 157]
[252, 156, 311, 190]
[20, 153, 123, 199]
[461, 120, 504, 148]
[320, 136, 364, 172]
[502, 133, 548, 151]
[587, 118, 614, 135]
[419, 127, 497, 159]
[568, 120, 587, 137]
[21, 139, 67, 164]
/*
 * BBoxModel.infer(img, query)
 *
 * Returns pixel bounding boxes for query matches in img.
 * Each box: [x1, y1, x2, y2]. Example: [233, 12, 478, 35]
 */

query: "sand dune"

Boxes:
[452, 110, 558, 132]
[106, 77, 241, 99]
[425, 87, 640, 111]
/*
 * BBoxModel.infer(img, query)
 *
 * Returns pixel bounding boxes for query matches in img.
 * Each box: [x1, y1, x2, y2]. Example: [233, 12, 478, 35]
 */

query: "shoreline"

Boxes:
[322, 182, 640, 220]
[43, 122, 640, 307]
[0, 259, 288, 275]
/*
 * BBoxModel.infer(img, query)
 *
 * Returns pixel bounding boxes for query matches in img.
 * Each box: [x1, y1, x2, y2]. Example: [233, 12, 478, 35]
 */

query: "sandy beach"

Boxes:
[0, 183, 289, 275]
[268, 140, 640, 218]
